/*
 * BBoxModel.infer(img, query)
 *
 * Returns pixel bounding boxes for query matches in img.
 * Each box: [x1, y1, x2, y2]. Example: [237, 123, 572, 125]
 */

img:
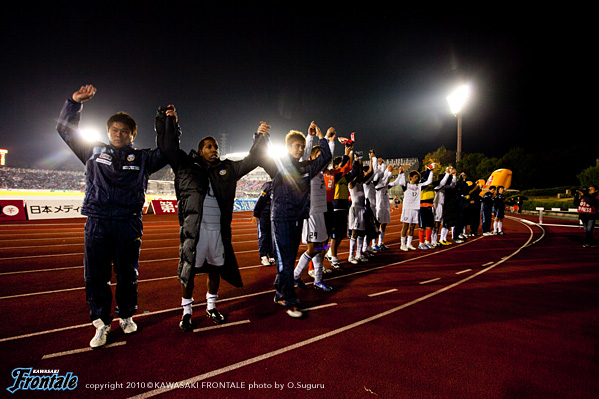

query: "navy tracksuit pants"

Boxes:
[257, 216, 273, 258]
[272, 219, 303, 308]
[481, 205, 493, 233]
[84, 216, 142, 324]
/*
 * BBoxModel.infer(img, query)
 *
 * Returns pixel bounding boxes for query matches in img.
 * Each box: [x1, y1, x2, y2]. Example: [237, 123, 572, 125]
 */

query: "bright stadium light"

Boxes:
[446, 84, 470, 115]
[79, 127, 102, 143]
[446, 84, 471, 163]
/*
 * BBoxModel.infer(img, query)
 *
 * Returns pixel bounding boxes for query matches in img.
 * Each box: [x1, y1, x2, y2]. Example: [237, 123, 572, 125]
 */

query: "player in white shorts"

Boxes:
[431, 167, 455, 247]
[347, 151, 373, 264]
[293, 123, 334, 292]
[397, 167, 433, 251]
[363, 151, 383, 254]
[374, 163, 402, 250]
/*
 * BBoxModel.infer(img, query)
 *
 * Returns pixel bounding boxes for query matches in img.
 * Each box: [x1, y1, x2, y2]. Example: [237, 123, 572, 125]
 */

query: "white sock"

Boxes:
[362, 237, 369, 253]
[407, 236, 413, 247]
[313, 253, 324, 283]
[440, 228, 447, 242]
[378, 231, 385, 245]
[498, 221, 503, 232]
[356, 237, 364, 257]
[493, 221, 498, 232]
[181, 297, 194, 315]
[294, 252, 313, 280]
[206, 293, 218, 311]
[431, 230, 438, 245]
[349, 238, 356, 258]
[401, 236, 406, 246]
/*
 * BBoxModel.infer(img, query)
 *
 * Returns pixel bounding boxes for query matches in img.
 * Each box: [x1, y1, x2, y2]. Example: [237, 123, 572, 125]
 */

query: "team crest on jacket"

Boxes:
[219, 169, 227, 175]
[127, 154, 135, 162]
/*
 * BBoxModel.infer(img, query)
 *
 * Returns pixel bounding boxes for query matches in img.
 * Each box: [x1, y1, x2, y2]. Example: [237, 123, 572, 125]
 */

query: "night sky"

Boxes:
[1, 4, 594, 171]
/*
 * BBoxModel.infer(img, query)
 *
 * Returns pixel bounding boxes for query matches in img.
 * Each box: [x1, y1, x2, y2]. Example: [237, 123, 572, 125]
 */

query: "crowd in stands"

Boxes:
[0, 167, 86, 191]
[0, 166, 269, 198]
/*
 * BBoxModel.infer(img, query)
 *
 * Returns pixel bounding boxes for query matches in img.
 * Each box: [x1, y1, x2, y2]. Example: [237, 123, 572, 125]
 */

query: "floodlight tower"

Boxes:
[446, 84, 470, 164]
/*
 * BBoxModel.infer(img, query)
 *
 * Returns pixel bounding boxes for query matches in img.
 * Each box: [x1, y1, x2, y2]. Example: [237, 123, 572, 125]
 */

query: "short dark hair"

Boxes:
[409, 171, 420, 179]
[197, 136, 218, 152]
[332, 156, 343, 168]
[106, 112, 137, 134]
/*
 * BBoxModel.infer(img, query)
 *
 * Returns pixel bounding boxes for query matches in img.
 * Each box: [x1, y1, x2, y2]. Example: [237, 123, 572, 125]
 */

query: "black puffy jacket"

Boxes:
[155, 109, 269, 287]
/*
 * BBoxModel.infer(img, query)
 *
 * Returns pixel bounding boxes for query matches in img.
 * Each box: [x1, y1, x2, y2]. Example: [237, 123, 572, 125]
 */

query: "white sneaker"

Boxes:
[308, 269, 316, 278]
[119, 317, 138, 334]
[359, 254, 369, 262]
[323, 267, 333, 274]
[90, 319, 111, 348]
[261, 256, 271, 266]
[407, 245, 417, 250]
[286, 307, 303, 318]
[348, 256, 359, 264]
[400, 245, 408, 252]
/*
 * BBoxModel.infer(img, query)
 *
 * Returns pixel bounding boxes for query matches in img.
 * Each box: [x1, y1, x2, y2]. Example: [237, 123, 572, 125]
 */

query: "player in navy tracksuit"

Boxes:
[252, 181, 274, 265]
[481, 186, 496, 235]
[56, 85, 168, 348]
[261, 122, 332, 318]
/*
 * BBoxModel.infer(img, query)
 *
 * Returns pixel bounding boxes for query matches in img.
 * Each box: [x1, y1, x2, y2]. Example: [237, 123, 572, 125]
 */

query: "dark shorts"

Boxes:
[419, 207, 434, 228]
[331, 209, 349, 240]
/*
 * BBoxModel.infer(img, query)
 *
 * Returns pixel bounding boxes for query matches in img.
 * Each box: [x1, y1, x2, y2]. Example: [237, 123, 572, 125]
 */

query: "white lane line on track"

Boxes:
[194, 320, 251, 333]
[368, 289, 398, 297]
[42, 341, 126, 359]
[482, 261, 495, 267]
[456, 269, 472, 275]
[419, 278, 441, 285]
[1, 219, 536, 344]
[127, 222, 537, 399]
[0, 235, 483, 342]
[303, 303, 338, 312]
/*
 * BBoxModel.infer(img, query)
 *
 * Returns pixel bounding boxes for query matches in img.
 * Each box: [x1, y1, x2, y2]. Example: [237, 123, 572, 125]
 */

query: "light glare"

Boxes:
[447, 85, 471, 115]
[79, 127, 102, 143]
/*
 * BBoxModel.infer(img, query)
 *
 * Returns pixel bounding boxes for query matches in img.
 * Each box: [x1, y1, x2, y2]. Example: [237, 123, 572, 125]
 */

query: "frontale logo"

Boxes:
[6, 368, 78, 393]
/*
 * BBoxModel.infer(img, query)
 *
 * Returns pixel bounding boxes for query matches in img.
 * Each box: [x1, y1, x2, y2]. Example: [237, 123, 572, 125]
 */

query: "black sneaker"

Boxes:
[206, 308, 226, 325]
[331, 263, 345, 272]
[179, 314, 193, 332]
[294, 279, 308, 289]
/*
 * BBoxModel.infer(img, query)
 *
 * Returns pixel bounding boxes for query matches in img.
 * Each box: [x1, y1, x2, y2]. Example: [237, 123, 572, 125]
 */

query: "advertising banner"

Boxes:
[25, 199, 84, 220]
[150, 199, 178, 215]
[233, 198, 258, 212]
[0, 200, 27, 221]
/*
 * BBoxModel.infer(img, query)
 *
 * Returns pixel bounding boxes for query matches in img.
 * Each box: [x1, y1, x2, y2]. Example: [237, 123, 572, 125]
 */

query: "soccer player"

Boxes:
[398, 167, 434, 251]
[252, 181, 275, 266]
[431, 167, 455, 247]
[347, 151, 373, 263]
[56, 85, 168, 348]
[293, 122, 334, 291]
[493, 186, 506, 235]
[324, 144, 359, 270]
[374, 163, 402, 250]
[156, 108, 271, 331]
[481, 186, 496, 236]
[261, 122, 332, 318]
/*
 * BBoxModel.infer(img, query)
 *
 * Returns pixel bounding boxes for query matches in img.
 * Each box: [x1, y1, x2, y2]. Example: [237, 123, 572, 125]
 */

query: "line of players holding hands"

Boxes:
[253, 123, 508, 305]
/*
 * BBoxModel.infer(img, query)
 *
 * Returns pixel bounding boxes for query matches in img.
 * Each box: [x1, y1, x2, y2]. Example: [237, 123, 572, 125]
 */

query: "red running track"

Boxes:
[0, 210, 597, 398]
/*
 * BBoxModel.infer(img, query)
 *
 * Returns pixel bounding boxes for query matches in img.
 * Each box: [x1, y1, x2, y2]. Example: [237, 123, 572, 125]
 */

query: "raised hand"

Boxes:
[72, 85, 97, 103]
